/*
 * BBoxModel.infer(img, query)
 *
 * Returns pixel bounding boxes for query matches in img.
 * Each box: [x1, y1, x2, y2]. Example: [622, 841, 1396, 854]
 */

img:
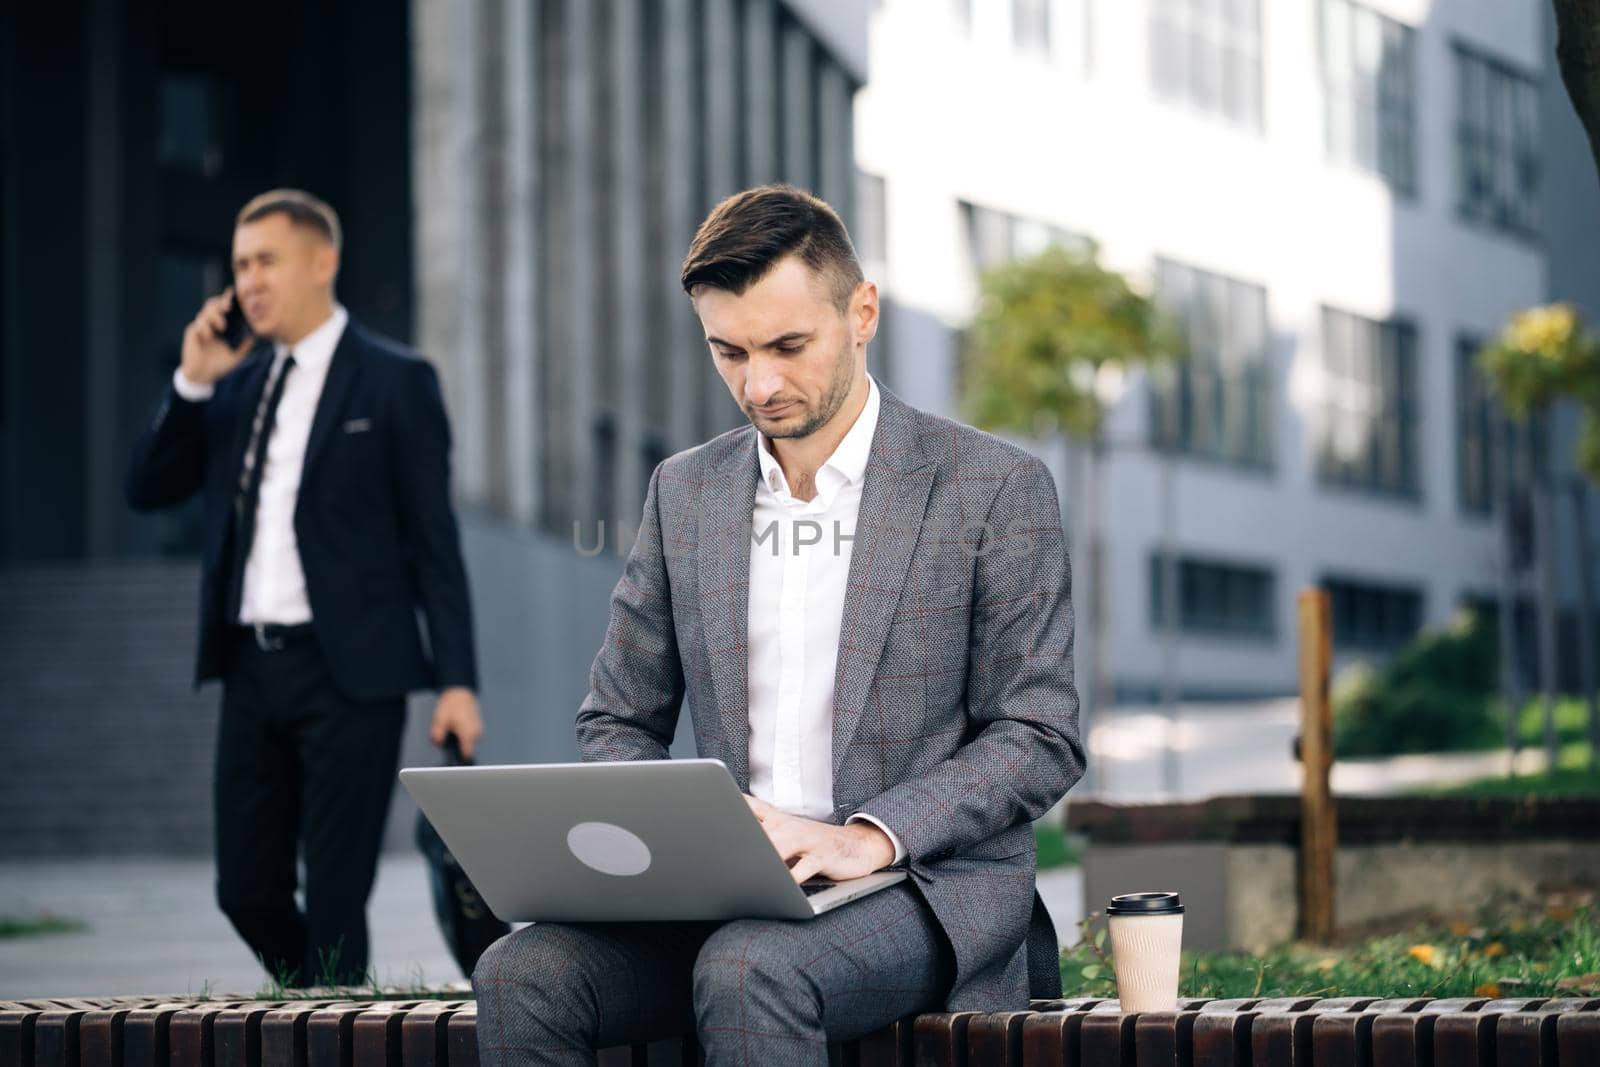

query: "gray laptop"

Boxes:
[399, 758, 906, 923]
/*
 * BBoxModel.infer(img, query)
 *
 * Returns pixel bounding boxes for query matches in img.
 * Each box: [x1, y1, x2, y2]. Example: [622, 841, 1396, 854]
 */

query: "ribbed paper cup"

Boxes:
[1107, 891, 1184, 1013]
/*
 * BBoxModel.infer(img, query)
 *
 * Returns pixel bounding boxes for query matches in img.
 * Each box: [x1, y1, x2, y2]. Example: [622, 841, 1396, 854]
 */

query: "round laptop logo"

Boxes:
[566, 821, 652, 877]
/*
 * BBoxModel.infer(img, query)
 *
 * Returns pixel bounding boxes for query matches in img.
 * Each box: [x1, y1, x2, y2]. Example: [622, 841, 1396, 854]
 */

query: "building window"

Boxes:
[961, 200, 1087, 275]
[1316, 307, 1419, 497]
[593, 413, 616, 524]
[1454, 41, 1541, 239]
[1319, 0, 1416, 194]
[857, 171, 892, 389]
[1324, 575, 1423, 652]
[1461, 593, 1541, 691]
[1013, 0, 1051, 56]
[857, 171, 888, 268]
[158, 71, 226, 178]
[1456, 335, 1494, 515]
[1149, 259, 1272, 468]
[1150, 553, 1277, 640]
[1456, 350, 1535, 521]
[1149, 0, 1263, 130]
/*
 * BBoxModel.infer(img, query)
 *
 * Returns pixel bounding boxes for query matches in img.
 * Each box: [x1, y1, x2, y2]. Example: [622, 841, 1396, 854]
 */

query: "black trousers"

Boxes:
[214, 628, 406, 986]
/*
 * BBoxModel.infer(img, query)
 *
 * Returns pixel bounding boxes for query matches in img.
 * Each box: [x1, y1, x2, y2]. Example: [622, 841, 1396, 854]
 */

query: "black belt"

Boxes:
[234, 622, 316, 652]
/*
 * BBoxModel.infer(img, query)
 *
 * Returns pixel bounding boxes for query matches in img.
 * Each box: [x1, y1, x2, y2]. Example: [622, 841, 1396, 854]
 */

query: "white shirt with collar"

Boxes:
[747, 373, 905, 863]
[173, 304, 349, 626]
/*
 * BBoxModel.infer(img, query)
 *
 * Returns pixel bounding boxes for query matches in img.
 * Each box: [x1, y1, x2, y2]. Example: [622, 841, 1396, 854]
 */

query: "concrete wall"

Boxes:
[412, 0, 864, 545]
[1084, 838, 1600, 953]
[451, 511, 699, 767]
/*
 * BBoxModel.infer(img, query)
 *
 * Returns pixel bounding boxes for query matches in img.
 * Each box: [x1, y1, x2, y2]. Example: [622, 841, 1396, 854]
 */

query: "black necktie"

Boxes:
[227, 352, 296, 622]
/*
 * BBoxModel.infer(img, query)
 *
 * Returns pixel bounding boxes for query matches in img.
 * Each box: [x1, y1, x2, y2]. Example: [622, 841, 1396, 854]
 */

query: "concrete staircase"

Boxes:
[0, 561, 439, 859]
[0, 561, 216, 856]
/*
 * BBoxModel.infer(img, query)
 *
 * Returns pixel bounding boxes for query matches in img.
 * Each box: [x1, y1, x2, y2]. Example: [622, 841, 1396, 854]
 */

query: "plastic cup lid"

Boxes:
[1106, 891, 1184, 915]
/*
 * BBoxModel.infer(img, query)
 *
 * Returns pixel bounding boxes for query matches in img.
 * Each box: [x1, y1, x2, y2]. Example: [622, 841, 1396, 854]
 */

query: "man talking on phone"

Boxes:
[126, 189, 482, 986]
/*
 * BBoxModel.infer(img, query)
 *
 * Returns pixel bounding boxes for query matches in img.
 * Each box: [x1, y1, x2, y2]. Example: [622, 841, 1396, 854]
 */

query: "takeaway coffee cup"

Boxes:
[1106, 891, 1184, 1013]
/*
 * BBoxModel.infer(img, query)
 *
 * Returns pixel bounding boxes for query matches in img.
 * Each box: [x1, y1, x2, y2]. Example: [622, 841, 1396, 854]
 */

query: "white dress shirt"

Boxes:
[174, 305, 349, 625]
[747, 374, 904, 863]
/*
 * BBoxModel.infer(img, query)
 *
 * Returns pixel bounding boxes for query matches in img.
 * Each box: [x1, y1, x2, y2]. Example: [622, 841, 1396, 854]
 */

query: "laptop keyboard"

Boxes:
[800, 880, 837, 897]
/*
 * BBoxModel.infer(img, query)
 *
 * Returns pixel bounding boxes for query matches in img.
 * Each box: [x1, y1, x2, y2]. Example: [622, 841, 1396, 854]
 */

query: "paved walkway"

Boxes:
[0, 855, 464, 999]
[1082, 698, 1546, 801]
[2, 701, 1536, 999]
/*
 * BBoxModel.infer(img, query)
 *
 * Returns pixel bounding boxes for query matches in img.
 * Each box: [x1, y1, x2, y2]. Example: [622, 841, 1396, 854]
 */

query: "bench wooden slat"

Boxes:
[78, 1009, 132, 1067]
[966, 1011, 1032, 1067]
[444, 1008, 477, 1067]
[913, 1012, 978, 1067]
[1308, 997, 1429, 1067]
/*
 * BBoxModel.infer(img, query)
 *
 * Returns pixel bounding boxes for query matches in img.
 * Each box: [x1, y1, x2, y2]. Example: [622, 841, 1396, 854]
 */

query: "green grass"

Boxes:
[1034, 822, 1083, 870]
[0, 914, 86, 939]
[1422, 740, 1599, 797]
[1513, 697, 1595, 749]
[253, 939, 397, 999]
[1062, 900, 1600, 1000]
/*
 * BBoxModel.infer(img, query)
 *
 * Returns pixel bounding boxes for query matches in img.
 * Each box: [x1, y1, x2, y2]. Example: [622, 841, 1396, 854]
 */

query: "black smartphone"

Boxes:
[220, 297, 252, 348]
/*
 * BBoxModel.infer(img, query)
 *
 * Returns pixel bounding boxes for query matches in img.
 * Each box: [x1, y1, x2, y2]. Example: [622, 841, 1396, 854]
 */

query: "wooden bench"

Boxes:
[2, 994, 1597, 1065]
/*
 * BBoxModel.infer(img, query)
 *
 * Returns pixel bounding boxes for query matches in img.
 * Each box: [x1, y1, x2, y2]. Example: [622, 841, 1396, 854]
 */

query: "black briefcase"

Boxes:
[414, 733, 511, 978]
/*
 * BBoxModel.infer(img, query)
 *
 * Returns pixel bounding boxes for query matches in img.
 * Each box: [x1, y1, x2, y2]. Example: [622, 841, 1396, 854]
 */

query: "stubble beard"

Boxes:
[755, 339, 857, 441]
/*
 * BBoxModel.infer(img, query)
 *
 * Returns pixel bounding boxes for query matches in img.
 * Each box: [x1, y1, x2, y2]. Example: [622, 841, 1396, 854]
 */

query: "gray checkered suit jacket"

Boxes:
[576, 384, 1085, 1010]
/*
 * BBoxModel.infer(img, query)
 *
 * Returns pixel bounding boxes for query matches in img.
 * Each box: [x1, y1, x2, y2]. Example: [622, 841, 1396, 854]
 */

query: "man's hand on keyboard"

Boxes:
[744, 794, 896, 884]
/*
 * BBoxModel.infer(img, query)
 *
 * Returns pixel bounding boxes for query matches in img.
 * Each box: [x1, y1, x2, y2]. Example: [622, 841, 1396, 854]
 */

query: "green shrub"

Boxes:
[1333, 611, 1503, 757]
[1034, 822, 1083, 870]
[1516, 696, 1593, 748]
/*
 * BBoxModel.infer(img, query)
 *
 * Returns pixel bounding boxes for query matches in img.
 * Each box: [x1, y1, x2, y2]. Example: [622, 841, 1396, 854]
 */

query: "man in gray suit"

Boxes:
[474, 185, 1084, 1065]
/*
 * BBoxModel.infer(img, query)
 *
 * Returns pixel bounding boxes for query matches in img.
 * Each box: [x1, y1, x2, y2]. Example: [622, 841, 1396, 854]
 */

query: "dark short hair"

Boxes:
[680, 184, 863, 313]
[236, 188, 342, 251]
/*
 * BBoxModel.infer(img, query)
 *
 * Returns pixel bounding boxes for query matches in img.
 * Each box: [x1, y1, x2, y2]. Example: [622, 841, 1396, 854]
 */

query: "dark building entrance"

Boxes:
[1, 0, 414, 562]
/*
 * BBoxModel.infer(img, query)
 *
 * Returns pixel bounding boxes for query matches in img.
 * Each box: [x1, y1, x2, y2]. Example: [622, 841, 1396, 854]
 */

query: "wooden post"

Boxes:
[1297, 588, 1336, 943]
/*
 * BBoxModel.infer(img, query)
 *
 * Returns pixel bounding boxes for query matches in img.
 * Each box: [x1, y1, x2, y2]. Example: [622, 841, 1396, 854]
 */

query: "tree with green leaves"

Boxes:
[961, 243, 1181, 441]
[961, 242, 1183, 785]
[1481, 304, 1600, 477]
[1479, 303, 1600, 774]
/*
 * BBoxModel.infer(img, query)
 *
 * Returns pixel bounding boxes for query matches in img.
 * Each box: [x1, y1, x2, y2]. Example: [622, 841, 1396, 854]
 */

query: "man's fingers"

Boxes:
[195, 310, 224, 340]
[754, 815, 802, 866]
[433, 696, 482, 760]
[790, 853, 827, 885]
[743, 803, 877, 882]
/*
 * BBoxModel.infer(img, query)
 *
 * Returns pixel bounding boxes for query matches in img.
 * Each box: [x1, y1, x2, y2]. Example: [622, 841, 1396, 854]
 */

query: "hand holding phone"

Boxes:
[180, 287, 255, 387]
[219, 292, 251, 349]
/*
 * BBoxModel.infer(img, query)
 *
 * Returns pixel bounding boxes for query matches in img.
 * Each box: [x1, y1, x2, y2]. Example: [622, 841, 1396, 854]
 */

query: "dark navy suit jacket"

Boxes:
[126, 320, 478, 702]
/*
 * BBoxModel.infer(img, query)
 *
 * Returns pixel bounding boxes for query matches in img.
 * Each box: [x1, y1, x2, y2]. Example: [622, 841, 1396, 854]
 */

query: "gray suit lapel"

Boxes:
[831, 390, 934, 777]
[697, 430, 759, 789]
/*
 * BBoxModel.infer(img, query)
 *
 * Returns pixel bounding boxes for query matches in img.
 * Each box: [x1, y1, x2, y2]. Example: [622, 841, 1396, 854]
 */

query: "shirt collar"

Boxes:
[756, 374, 880, 500]
[273, 304, 348, 374]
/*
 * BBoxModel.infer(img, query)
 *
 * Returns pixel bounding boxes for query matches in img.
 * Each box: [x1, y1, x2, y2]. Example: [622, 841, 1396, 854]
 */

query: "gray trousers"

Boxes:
[472, 883, 952, 1066]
